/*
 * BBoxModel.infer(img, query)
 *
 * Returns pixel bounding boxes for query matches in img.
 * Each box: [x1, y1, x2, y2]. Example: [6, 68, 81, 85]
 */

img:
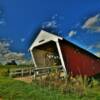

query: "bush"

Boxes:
[0, 68, 9, 76]
[33, 70, 100, 98]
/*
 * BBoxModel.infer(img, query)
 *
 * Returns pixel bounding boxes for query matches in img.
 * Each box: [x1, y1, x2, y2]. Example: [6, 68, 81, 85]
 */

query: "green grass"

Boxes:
[0, 77, 100, 100]
[0, 65, 99, 100]
[0, 77, 76, 100]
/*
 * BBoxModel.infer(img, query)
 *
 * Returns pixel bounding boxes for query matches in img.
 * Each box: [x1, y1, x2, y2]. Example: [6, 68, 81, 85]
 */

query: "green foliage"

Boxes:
[0, 67, 9, 76]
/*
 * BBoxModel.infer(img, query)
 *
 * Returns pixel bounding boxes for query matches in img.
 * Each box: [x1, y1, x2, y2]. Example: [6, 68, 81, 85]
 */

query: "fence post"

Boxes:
[9, 72, 12, 77]
[29, 68, 32, 75]
[21, 69, 24, 77]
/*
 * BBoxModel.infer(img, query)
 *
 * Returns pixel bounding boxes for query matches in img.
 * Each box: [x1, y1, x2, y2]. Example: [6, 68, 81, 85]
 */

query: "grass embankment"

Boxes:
[0, 77, 76, 100]
[0, 76, 100, 100]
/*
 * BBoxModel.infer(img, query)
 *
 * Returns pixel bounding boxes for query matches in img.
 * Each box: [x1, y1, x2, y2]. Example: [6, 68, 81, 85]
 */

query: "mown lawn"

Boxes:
[0, 77, 100, 100]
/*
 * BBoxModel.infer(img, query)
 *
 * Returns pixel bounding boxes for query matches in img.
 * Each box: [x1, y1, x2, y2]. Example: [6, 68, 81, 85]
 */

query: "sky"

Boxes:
[0, 0, 100, 64]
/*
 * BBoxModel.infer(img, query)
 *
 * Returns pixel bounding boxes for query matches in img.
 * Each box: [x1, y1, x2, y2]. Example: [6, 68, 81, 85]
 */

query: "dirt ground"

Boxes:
[14, 76, 33, 83]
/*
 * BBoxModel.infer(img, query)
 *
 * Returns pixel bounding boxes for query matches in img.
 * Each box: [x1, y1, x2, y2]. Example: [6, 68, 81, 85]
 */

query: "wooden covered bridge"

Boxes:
[28, 30, 100, 78]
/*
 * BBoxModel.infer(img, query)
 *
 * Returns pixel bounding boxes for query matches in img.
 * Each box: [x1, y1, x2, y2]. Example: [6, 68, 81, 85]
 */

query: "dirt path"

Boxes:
[14, 76, 33, 83]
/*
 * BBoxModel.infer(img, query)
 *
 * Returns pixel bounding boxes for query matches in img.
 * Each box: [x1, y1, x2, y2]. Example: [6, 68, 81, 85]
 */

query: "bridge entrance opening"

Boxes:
[32, 41, 62, 68]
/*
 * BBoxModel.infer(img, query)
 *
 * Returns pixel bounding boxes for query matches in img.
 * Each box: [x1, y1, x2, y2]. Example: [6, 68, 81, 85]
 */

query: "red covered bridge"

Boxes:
[29, 30, 100, 77]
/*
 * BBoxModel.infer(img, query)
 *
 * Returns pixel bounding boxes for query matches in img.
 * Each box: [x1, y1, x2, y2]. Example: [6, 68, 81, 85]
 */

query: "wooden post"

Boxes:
[22, 69, 24, 77]
[29, 68, 32, 75]
[9, 72, 12, 77]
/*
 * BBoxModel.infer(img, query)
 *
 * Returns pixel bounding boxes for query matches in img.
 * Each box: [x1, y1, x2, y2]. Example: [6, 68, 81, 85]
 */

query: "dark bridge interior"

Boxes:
[32, 41, 61, 67]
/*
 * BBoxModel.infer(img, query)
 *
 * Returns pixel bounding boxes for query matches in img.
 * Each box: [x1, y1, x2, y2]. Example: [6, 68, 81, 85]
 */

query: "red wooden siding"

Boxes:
[59, 40, 100, 77]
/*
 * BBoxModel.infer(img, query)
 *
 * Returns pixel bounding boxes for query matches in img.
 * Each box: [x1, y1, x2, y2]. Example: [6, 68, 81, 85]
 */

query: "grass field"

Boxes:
[0, 76, 100, 100]
[0, 77, 77, 100]
[0, 65, 100, 100]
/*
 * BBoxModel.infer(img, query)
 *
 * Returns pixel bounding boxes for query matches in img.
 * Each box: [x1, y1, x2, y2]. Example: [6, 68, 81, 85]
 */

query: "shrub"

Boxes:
[33, 69, 100, 98]
[0, 68, 9, 76]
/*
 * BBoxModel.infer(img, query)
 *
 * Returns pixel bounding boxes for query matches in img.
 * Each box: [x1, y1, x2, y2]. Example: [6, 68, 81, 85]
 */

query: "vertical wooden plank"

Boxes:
[22, 69, 24, 77]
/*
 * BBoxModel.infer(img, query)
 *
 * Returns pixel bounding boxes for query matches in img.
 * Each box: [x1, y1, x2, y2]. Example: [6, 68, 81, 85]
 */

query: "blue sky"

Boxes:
[0, 0, 100, 60]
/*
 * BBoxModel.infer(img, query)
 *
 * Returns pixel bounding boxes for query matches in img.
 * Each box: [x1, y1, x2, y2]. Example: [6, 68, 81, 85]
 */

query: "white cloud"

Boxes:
[0, 42, 10, 47]
[0, 20, 5, 25]
[42, 20, 57, 29]
[0, 8, 6, 25]
[87, 43, 100, 50]
[95, 52, 100, 57]
[10, 40, 14, 43]
[95, 43, 100, 48]
[42, 13, 63, 29]
[4, 52, 26, 65]
[67, 30, 77, 38]
[4, 52, 25, 61]
[18, 59, 33, 65]
[51, 14, 59, 20]
[42, 14, 65, 34]
[75, 22, 81, 28]
[21, 38, 25, 42]
[82, 14, 100, 32]
[0, 41, 10, 55]
[0, 40, 29, 65]
[87, 45, 94, 50]
[87, 44, 100, 58]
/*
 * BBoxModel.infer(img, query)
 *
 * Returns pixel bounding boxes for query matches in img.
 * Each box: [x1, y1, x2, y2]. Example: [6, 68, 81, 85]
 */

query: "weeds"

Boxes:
[33, 69, 100, 98]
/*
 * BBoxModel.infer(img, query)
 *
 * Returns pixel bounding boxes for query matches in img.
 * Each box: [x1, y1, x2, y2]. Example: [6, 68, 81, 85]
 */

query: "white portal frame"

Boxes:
[29, 30, 67, 76]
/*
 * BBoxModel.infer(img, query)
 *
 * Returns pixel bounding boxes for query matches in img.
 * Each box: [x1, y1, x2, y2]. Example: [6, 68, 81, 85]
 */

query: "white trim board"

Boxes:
[29, 30, 63, 51]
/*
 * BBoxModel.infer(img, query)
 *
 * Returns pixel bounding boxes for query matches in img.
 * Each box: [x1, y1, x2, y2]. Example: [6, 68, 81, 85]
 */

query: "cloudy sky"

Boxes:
[0, 0, 100, 63]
